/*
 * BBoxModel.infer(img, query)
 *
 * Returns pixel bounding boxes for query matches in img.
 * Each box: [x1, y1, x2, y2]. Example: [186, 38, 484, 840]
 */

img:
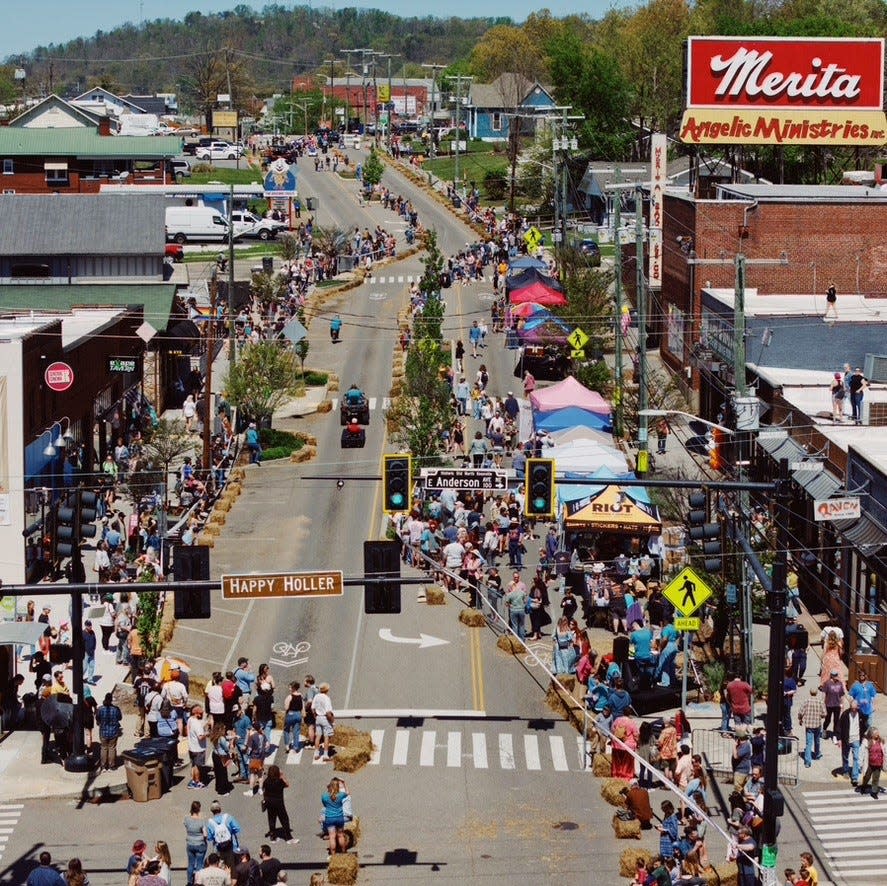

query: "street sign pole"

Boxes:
[681, 631, 689, 712]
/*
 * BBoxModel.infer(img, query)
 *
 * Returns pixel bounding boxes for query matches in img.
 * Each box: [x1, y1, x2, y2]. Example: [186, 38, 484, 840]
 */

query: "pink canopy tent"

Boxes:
[509, 281, 568, 307]
[530, 375, 611, 415]
[510, 301, 548, 319]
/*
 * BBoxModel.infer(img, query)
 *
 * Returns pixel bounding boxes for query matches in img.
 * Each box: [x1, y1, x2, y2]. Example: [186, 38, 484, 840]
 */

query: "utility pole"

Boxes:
[378, 52, 401, 151]
[228, 183, 236, 374]
[613, 170, 623, 439]
[203, 270, 217, 471]
[450, 74, 473, 198]
[321, 58, 336, 126]
[635, 184, 649, 474]
[421, 63, 445, 159]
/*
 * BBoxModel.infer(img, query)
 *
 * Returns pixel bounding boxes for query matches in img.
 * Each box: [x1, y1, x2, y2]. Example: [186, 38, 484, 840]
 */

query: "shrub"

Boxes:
[259, 428, 303, 450]
[483, 168, 507, 200]
[191, 162, 214, 174]
[303, 370, 329, 386]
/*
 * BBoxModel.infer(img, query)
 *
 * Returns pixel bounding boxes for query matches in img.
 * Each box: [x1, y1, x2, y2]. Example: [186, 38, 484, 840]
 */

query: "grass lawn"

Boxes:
[182, 244, 279, 263]
[421, 151, 508, 187]
[189, 166, 265, 185]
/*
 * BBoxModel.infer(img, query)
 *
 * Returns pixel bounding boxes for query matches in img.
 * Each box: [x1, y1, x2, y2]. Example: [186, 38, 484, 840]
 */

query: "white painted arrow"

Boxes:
[378, 628, 449, 649]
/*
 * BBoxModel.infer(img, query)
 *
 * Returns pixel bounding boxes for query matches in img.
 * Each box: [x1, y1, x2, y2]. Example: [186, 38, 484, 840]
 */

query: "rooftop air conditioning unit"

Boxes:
[863, 353, 887, 383]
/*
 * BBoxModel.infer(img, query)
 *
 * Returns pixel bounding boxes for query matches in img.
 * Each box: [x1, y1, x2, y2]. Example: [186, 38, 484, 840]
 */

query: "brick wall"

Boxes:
[1, 172, 101, 194]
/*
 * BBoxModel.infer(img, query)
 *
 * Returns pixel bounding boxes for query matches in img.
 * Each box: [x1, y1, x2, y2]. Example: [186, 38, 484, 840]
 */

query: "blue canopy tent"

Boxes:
[534, 405, 612, 433]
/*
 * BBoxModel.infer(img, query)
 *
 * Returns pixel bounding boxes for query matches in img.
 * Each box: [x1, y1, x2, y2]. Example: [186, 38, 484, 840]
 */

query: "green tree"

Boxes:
[294, 338, 310, 386]
[362, 147, 385, 191]
[222, 341, 301, 423]
[143, 419, 194, 507]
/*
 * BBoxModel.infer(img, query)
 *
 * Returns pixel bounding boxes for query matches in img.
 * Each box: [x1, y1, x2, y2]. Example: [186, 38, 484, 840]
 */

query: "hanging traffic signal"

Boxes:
[382, 454, 411, 514]
[53, 489, 98, 560]
[525, 458, 555, 518]
[688, 490, 722, 573]
[364, 540, 401, 614]
[173, 545, 212, 619]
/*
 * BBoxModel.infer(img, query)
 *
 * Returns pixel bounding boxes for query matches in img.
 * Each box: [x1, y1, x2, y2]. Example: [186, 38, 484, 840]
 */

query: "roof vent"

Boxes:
[863, 353, 887, 383]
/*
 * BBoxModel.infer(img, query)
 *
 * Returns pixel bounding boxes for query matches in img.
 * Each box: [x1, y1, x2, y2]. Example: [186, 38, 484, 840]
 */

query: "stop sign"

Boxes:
[44, 361, 74, 392]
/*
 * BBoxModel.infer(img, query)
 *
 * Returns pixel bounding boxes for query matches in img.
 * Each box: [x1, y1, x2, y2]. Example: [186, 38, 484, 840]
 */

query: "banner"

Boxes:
[681, 37, 887, 146]
[648, 132, 666, 289]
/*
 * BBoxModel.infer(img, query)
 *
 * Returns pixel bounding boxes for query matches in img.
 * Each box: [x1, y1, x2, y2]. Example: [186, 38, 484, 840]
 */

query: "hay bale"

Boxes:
[327, 380, 340, 393]
[208, 511, 226, 526]
[425, 585, 445, 605]
[290, 445, 316, 463]
[302, 434, 318, 447]
[333, 745, 371, 773]
[317, 399, 333, 413]
[619, 848, 654, 878]
[214, 497, 232, 513]
[330, 724, 374, 773]
[229, 467, 246, 482]
[497, 635, 526, 654]
[601, 778, 628, 808]
[707, 864, 738, 886]
[196, 533, 214, 548]
[459, 609, 486, 627]
[612, 814, 641, 839]
[344, 817, 361, 848]
[200, 523, 221, 537]
[592, 753, 612, 777]
[544, 683, 584, 731]
[553, 675, 576, 694]
[327, 852, 358, 885]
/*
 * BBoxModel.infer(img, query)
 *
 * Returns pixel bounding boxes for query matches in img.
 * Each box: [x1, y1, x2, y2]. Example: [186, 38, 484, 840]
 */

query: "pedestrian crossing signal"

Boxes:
[364, 540, 401, 614]
[525, 458, 555, 518]
[382, 454, 411, 514]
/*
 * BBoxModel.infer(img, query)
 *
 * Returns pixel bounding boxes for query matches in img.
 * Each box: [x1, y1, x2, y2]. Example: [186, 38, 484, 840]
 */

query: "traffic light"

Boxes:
[364, 540, 401, 614]
[173, 545, 212, 619]
[525, 458, 555, 518]
[688, 490, 722, 573]
[382, 454, 411, 514]
[53, 489, 98, 560]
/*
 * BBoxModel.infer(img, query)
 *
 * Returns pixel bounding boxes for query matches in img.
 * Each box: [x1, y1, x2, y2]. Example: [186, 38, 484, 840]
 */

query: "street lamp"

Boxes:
[637, 408, 734, 436]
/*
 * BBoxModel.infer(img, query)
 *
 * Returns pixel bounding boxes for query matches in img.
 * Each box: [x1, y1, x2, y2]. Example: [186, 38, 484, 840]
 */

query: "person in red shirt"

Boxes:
[725, 674, 754, 727]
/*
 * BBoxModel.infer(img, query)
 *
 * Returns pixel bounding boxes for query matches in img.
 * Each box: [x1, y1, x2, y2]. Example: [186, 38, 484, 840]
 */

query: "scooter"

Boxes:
[405, 227, 416, 245]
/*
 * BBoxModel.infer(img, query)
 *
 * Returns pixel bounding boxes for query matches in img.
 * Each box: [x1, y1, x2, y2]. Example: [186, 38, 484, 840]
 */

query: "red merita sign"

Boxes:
[44, 361, 74, 392]
[687, 37, 885, 110]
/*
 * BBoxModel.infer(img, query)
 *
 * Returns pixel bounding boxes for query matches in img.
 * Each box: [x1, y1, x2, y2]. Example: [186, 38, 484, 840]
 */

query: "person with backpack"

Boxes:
[205, 800, 241, 872]
[857, 727, 885, 798]
[244, 722, 267, 796]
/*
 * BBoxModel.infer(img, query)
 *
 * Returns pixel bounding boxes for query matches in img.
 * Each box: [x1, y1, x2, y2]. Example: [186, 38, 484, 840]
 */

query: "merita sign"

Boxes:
[680, 37, 887, 146]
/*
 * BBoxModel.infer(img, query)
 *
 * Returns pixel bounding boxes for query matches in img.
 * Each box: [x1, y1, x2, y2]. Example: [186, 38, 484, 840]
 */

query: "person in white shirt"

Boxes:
[312, 683, 334, 761]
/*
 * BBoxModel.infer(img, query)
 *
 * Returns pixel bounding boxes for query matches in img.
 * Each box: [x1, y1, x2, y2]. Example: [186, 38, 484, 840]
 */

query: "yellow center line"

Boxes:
[469, 624, 486, 712]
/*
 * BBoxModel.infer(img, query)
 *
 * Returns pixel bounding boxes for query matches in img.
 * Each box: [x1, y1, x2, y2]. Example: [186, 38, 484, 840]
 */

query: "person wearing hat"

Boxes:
[732, 728, 753, 792]
[311, 682, 334, 762]
[831, 371, 846, 422]
[797, 684, 826, 767]
[503, 391, 519, 422]
[245, 421, 262, 465]
[232, 847, 261, 885]
[206, 800, 242, 871]
[822, 669, 846, 743]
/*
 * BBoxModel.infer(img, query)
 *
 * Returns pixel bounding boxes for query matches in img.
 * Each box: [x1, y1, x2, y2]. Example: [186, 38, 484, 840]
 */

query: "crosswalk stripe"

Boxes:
[524, 735, 541, 771]
[368, 397, 377, 410]
[382, 397, 391, 410]
[285, 747, 303, 765]
[473, 733, 488, 769]
[392, 729, 409, 766]
[420, 730, 436, 766]
[370, 729, 384, 765]
[398, 276, 404, 283]
[447, 731, 461, 768]
[499, 734, 515, 770]
[576, 735, 591, 770]
[550, 736, 569, 772]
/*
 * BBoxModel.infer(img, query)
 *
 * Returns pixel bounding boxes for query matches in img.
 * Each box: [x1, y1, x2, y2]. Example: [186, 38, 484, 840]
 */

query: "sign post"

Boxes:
[663, 567, 714, 709]
[222, 571, 344, 600]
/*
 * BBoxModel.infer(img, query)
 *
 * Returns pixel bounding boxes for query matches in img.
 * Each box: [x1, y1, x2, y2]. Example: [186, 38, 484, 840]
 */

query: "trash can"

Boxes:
[306, 197, 317, 211]
[123, 750, 163, 802]
[136, 737, 178, 792]
[262, 256, 274, 275]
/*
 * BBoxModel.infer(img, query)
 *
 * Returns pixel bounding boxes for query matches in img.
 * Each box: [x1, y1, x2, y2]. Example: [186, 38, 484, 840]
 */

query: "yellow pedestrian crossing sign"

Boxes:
[524, 227, 543, 249]
[663, 566, 713, 617]
[570, 348, 585, 360]
[567, 327, 589, 351]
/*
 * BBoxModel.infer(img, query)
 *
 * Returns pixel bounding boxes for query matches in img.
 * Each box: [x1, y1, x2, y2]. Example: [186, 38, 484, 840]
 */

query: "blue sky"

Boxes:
[1, 1, 620, 62]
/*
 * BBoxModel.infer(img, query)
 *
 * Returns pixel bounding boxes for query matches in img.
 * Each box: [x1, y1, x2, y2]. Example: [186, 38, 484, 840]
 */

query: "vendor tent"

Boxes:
[509, 282, 567, 307]
[561, 475, 661, 534]
[505, 266, 565, 293]
[510, 301, 549, 319]
[546, 426, 616, 448]
[530, 375, 610, 416]
[509, 256, 548, 271]
[534, 405, 612, 433]
[545, 440, 629, 474]
[519, 315, 572, 344]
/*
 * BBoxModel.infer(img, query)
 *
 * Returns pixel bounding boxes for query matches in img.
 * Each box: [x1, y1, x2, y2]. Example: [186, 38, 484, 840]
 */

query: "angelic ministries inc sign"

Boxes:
[680, 36, 887, 146]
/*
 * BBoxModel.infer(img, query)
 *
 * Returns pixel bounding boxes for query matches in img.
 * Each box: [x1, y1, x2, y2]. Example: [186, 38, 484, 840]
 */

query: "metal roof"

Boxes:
[0, 194, 165, 255]
[716, 183, 887, 203]
[0, 284, 177, 331]
[837, 513, 887, 556]
[792, 466, 842, 500]
[0, 128, 182, 158]
[757, 431, 806, 463]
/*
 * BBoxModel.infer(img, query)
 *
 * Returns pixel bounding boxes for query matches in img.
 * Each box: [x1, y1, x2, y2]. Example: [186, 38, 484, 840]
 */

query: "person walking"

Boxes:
[243, 721, 267, 796]
[849, 669, 878, 733]
[858, 728, 884, 798]
[656, 418, 670, 455]
[821, 669, 845, 742]
[187, 705, 208, 790]
[183, 800, 207, 886]
[312, 682, 335, 763]
[824, 281, 838, 320]
[245, 422, 262, 465]
[830, 373, 846, 422]
[840, 698, 864, 786]
[504, 572, 528, 642]
[95, 692, 122, 771]
[320, 778, 350, 856]
[209, 723, 233, 795]
[282, 682, 304, 753]
[798, 685, 826, 768]
[262, 765, 299, 844]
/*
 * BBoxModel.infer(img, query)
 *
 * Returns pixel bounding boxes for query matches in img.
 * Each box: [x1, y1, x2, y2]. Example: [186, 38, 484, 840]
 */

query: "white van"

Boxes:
[165, 206, 232, 243]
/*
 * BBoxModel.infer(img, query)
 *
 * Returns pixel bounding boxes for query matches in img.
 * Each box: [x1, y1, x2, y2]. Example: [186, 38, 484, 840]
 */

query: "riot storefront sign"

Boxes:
[680, 36, 887, 146]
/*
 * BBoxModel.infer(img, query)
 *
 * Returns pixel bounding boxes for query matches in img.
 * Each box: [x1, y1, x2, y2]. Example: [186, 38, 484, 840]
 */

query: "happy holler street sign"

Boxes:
[680, 37, 887, 146]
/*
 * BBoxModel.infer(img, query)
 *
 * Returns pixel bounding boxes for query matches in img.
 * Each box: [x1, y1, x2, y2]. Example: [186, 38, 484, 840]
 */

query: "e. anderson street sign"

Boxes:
[421, 468, 508, 492]
[222, 570, 344, 599]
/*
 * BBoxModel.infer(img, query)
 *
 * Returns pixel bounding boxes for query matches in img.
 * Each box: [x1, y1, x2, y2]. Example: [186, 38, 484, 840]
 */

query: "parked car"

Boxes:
[230, 210, 287, 241]
[195, 141, 244, 161]
[167, 158, 191, 180]
[183, 137, 214, 156]
[166, 206, 235, 244]
[578, 239, 602, 267]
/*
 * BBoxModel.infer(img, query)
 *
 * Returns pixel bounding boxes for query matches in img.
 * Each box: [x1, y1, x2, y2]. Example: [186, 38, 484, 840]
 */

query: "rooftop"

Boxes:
[0, 128, 182, 158]
[716, 183, 887, 203]
[704, 288, 887, 321]
[0, 308, 125, 347]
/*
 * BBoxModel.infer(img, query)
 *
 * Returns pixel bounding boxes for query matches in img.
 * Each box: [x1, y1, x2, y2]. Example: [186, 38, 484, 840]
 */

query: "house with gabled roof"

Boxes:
[466, 75, 556, 142]
[7, 94, 103, 129]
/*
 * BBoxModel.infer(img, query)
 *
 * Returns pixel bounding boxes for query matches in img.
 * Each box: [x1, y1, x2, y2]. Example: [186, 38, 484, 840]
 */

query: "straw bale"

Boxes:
[327, 852, 358, 884]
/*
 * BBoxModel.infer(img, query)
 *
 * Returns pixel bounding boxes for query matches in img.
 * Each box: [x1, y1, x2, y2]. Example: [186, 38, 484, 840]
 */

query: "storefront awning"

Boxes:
[837, 514, 887, 557]
[792, 465, 842, 500]
[757, 430, 807, 464]
[0, 621, 47, 648]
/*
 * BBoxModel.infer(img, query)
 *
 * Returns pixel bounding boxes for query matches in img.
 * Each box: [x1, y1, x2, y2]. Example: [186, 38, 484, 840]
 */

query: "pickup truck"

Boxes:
[195, 141, 245, 161]
[230, 211, 288, 241]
